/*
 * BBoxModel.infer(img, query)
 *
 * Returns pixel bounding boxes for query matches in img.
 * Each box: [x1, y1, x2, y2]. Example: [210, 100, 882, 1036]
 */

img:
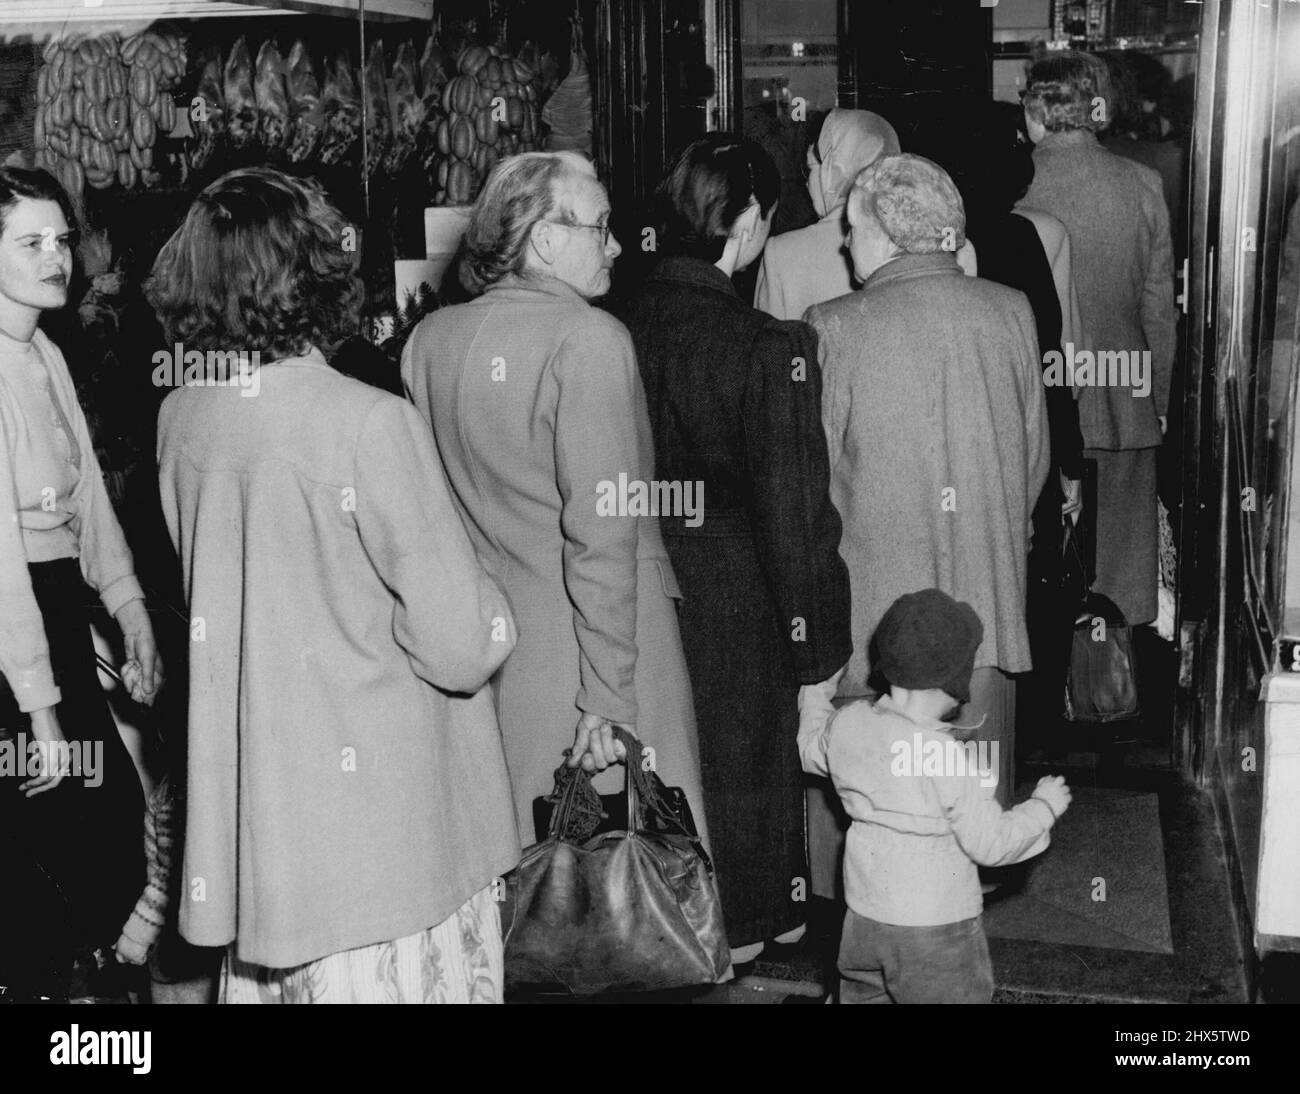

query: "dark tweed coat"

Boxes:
[624, 256, 853, 946]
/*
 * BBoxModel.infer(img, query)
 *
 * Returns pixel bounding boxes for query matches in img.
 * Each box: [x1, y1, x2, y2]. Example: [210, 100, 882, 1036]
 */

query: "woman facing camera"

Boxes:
[624, 136, 851, 962]
[402, 152, 710, 853]
[0, 167, 160, 999]
[149, 167, 520, 1003]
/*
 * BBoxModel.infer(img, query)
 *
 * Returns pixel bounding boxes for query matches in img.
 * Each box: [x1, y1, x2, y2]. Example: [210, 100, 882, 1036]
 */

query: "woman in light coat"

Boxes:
[151, 168, 519, 1003]
[402, 153, 709, 851]
[1020, 51, 1177, 626]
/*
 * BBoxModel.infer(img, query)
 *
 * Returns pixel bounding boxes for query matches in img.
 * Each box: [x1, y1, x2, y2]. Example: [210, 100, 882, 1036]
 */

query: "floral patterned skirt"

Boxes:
[219, 885, 503, 1004]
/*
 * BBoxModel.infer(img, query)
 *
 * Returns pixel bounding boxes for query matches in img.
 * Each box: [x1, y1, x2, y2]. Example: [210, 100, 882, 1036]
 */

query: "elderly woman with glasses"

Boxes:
[799, 154, 1050, 824]
[403, 152, 711, 854]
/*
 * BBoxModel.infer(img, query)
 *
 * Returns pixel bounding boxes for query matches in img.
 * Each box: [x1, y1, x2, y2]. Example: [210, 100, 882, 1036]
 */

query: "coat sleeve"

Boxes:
[804, 305, 848, 475]
[353, 396, 517, 695]
[0, 402, 61, 712]
[743, 319, 853, 683]
[551, 314, 643, 726]
[1017, 299, 1052, 513]
[1139, 170, 1177, 417]
[753, 247, 785, 319]
[933, 770, 1054, 867]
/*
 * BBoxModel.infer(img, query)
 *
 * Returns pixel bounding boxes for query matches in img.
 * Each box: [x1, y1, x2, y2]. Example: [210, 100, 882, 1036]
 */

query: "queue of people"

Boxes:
[0, 49, 1174, 1004]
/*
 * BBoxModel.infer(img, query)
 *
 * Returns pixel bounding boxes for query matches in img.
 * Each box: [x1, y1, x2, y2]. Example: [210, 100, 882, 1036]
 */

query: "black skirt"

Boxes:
[0, 558, 145, 990]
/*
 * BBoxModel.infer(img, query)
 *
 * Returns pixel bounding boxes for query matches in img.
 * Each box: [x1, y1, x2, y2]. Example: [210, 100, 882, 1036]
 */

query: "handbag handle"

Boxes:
[544, 728, 698, 846]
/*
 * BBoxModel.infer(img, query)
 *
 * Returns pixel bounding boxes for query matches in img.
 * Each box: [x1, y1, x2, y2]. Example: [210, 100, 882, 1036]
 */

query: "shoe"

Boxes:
[730, 941, 765, 967]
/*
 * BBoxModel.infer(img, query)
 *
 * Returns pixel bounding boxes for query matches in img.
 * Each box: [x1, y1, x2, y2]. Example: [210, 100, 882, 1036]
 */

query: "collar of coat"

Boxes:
[1035, 128, 1101, 153]
[863, 250, 964, 290]
[647, 255, 738, 297]
[484, 271, 591, 303]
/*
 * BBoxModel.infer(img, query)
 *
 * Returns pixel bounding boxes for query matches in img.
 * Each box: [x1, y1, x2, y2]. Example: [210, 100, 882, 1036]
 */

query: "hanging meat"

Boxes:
[285, 40, 323, 164]
[189, 45, 226, 169]
[542, 15, 593, 154]
[317, 53, 362, 166]
[382, 41, 424, 175]
[254, 39, 290, 156]
[361, 40, 391, 178]
[223, 36, 257, 151]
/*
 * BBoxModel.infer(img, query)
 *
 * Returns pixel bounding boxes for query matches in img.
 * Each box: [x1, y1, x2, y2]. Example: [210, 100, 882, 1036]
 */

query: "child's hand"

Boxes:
[1032, 775, 1072, 819]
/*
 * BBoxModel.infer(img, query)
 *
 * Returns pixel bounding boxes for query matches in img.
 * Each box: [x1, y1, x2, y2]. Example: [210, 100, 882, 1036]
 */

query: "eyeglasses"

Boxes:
[548, 219, 613, 246]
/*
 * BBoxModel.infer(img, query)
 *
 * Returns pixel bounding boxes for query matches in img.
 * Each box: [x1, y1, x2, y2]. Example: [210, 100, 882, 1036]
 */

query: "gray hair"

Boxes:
[848, 153, 966, 255]
[461, 151, 596, 293]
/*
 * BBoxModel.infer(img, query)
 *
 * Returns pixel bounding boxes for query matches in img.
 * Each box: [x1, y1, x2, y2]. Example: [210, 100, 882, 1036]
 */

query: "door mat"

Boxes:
[981, 786, 1173, 954]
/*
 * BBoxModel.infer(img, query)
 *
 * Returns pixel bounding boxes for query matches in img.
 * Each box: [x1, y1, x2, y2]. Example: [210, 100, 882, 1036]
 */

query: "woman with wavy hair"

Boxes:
[149, 167, 520, 1003]
[0, 166, 160, 999]
[403, 152, 712, 858]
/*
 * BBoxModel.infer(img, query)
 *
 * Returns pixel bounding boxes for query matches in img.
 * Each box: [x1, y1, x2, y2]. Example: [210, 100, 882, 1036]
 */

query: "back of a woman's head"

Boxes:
[1024, 51, 1108, 134]
[0, 166, 76, 238]
[851, 153, 966, 255]
[656, 136, 780, 262]
[460, 151, 595, 293]
[145, 166, 361, 359]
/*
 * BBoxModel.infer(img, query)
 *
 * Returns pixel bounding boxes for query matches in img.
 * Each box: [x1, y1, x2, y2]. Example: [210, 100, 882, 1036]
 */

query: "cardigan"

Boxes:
[799, 692, 1056, 926]
[0, 327, 143, 712]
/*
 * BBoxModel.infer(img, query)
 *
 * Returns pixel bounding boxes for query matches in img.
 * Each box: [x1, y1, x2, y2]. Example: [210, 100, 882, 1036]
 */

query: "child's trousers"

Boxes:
[837, 910, 994, 1003]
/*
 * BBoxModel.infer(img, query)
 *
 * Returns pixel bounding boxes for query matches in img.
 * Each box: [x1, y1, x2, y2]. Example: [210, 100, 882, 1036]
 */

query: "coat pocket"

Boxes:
[652, 557, 682, 601]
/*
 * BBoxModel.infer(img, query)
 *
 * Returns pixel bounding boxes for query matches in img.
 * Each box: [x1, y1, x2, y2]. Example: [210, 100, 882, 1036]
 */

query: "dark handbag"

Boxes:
[1063, 518, 1140, 722]
[502, 728, 729, 994]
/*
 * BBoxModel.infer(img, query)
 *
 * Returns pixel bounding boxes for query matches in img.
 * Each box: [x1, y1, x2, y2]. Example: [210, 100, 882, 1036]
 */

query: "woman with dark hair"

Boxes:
[150, 167, 519, 1003]
[0, 167, 160, 999]
[624, 136, 852, 963]
[1020, 51, 1177, 632]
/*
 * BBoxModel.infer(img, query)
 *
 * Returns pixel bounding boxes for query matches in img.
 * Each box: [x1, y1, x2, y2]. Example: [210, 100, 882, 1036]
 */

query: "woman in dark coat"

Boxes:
[930, 101, 1086, 748]
[624, 137, 852, 960]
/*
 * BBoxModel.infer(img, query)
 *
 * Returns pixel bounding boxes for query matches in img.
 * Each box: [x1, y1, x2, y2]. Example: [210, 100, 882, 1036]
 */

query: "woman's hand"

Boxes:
[1060, 475, 1083, 525]
[113, 931, 150, 966]
[22, 705, 68, 797]
[568, 711, 629, 772]
[115, 599, 162, 705]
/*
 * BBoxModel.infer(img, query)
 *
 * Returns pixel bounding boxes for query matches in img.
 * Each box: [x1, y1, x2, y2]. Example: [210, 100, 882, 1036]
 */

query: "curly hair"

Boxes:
[460, 151, 595, 294]
[655, 135, 781, 262]
[849, 154, 966, 255]
[0, 166, 77, 239]
[1023, 51, 1109, 134]
[144, 167, 362, 360]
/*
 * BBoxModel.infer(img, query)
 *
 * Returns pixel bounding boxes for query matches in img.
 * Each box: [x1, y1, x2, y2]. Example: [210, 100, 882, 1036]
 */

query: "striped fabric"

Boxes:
[118, 776, 176, 954]
[219, 885, 503, 1004]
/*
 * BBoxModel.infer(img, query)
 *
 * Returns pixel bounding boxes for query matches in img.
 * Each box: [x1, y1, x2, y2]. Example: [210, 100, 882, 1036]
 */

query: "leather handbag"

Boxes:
[502, 728, 729, 995]
[1063, 519, 1140, 722]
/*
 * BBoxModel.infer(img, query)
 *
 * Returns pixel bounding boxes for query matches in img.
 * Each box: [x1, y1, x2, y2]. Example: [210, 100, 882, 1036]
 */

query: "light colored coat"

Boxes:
[807, 253, 1051, 694]
[1019, 129, 1176, 449]
[1015, 206, 1086, 355]
[402, 275, 708, 849]
[158, 352, 520, 968]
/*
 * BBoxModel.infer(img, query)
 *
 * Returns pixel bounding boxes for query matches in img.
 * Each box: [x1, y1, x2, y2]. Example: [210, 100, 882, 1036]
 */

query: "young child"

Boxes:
[798, 588, 1071, 1004]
